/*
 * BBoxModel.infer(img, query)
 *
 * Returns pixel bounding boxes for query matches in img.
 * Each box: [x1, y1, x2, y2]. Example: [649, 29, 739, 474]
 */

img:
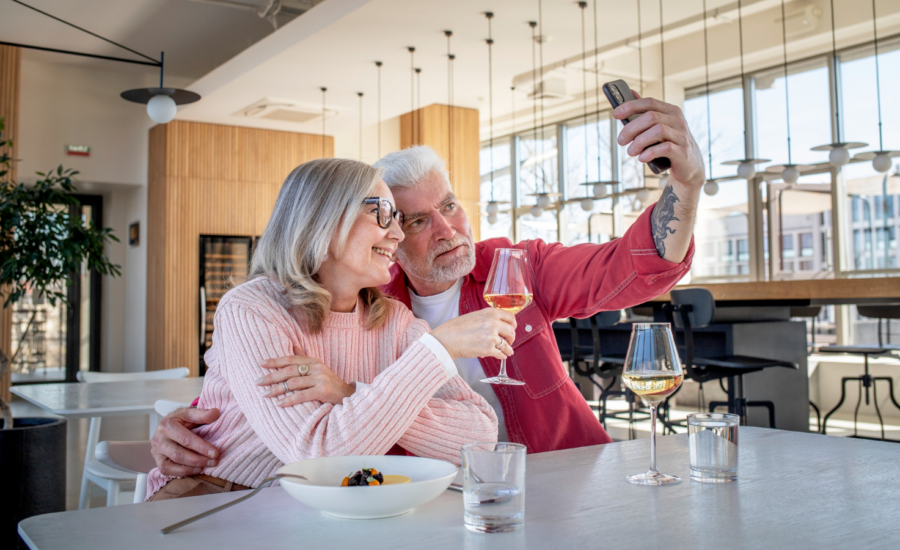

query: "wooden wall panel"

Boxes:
[0, 45, 20, 402]
[147, 121, 333, 374]
[400, 104, 480, 241]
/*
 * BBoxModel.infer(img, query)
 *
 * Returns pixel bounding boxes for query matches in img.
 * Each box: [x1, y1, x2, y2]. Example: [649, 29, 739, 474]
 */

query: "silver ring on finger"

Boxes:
[298, 364, 309, 376]
[496, 338, 505, 350]
[282, 381, 290, 394]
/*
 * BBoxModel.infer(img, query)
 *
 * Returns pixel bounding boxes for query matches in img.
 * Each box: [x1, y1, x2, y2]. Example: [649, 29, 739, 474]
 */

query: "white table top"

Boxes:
[10, 378, 205, 418]
[18, 428, 900, 549]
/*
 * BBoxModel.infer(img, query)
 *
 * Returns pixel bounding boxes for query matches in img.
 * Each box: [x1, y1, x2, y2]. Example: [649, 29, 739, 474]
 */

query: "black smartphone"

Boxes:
[602, 79, 671, 175]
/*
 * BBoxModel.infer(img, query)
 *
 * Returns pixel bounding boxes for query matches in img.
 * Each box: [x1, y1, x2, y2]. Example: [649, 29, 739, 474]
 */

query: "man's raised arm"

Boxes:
[613, 91, 704, 264]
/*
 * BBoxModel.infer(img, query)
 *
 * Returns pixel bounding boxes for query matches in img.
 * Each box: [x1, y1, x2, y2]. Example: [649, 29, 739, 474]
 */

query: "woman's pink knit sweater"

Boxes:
[146, 277, 498, 498]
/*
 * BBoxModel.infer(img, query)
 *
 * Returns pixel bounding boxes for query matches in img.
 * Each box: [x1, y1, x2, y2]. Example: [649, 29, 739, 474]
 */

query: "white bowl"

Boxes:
[277, 455, 458, 519]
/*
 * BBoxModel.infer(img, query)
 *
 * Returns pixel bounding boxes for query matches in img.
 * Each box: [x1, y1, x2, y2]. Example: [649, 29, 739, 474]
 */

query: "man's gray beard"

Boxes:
[397, 236, 476, 284]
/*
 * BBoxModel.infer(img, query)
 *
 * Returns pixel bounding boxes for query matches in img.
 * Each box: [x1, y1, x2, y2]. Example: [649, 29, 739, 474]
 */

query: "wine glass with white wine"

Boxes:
[621, 323, 684, 485]
[481, 248, 531, 386]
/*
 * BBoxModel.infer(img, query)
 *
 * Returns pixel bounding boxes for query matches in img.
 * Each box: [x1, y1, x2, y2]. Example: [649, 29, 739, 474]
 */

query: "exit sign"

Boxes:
[66, 145, 90, 157]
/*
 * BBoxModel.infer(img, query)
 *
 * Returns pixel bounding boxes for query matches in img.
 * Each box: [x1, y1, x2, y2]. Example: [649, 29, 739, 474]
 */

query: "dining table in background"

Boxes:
[11, 377, 206, 436]
[18, 427, 899, 550]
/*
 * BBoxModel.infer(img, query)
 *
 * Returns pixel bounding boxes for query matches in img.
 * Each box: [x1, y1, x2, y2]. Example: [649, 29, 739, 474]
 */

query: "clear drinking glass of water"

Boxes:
[461, 442, 526, 533]
[688, 413, 739, 483]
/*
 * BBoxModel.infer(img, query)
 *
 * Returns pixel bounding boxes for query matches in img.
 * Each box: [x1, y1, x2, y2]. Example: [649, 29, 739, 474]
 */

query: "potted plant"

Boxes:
[0, 116, 121, 548]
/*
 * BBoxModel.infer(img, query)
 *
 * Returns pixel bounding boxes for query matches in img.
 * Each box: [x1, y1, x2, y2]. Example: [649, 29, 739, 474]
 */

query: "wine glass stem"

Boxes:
[498, 358, 508, 380]
[649, 404, 659, 475]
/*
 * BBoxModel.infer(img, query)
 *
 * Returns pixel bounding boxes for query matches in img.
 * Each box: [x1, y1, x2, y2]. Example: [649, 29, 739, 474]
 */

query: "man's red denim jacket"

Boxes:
[382, 204, 694, 453]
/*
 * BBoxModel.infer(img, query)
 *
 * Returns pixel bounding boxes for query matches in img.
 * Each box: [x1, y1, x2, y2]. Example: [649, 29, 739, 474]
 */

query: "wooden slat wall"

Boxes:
[147, 121, 333, 374]
[400, 104, 480, 241]
[0, 45, 20, 402]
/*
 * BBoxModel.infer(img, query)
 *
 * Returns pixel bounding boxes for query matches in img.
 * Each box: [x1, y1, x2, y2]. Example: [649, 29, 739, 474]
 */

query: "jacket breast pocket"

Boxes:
[506, 304, 569, 399]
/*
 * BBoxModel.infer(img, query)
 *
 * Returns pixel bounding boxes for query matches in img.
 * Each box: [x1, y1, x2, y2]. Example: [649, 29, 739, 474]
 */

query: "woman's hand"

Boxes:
[256, 346, 355, 407]
[429, 308, 517, 361]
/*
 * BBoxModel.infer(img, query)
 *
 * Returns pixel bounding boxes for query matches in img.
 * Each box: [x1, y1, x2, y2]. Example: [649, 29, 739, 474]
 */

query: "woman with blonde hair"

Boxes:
[146, 158, 514, 500]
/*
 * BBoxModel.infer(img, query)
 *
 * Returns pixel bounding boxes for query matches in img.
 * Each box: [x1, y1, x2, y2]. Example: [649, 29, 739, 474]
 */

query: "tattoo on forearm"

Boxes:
[651, 185, 680, 258]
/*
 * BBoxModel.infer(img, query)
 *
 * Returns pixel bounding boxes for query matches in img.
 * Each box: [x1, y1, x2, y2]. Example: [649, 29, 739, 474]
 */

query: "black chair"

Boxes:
[818, 304, 900, 440]
[790, 305, 823, 432]
[664, 288, 798, 427]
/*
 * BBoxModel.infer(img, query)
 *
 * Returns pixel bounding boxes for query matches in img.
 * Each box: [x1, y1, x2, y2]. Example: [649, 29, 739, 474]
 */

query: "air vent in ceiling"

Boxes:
[234, 98, 341, 124]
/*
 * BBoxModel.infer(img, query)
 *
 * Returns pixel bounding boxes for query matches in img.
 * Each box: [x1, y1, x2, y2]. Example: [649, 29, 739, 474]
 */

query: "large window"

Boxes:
[516, 126, 559, 243]
[480, 138, 513, 241]
[839, 40, 900, 274]
[564, 114, 613, 245]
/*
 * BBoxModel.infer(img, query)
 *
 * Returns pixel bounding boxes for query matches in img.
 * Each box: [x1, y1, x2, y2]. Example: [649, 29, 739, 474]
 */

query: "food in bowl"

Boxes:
[341, 467, 412, 486]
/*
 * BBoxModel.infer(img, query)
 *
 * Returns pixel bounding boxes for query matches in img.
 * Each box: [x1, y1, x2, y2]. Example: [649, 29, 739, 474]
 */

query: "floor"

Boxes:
[11, 388, 900, 513]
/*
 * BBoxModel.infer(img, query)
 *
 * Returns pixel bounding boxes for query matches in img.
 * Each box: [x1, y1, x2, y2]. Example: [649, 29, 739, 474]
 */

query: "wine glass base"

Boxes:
[625, 472, 681, 486]
[481, 376, 526, 386]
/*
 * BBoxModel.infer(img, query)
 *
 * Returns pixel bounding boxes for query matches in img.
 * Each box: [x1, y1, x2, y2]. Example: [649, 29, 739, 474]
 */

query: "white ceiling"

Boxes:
[5, 0, 899, 141]
[0, 0, 314, 79]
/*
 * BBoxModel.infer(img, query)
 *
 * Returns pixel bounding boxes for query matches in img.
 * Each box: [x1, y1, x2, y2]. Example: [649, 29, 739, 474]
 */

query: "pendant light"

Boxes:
[375, 61, 383, 158]
[320, 87, 327, 158]
[578, 2, 595, 213]
[655, 0, 670, 188]
[722, 0, 770, 180]
[853, 0, 899, 172]
[700, 0, 718, 196]
[527, 0, 560, 216]
[408, 46, 417, 144]
[485, 12, 500, 223]
[357, 92, 364, 161]
[810, 0, 867, 166]
[446, 30, 455, 189]
[766, 0, 812, 184]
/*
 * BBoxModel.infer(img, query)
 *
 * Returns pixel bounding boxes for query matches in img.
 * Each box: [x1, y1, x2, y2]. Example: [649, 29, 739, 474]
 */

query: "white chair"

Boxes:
[95, 398, 191, 504]
[77, 368, 190, 508]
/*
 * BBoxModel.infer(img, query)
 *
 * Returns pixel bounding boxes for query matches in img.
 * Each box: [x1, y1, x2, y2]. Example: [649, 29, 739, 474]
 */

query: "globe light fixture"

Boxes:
[487, 212, 499, 225]
[722, 1, 770, 180]
[486, 201, 500, 215]
[855, 150, 900, 173]
[580, 197, 594, 212]
[536, 194, 552, 209]
[810, 0, 867, 165]
[593, 183, 608, 198]
[703, 181, 719, 196]
[782, 166, 800, 184]
[146, 94, 177, 124]
[531, 205, 544, 218]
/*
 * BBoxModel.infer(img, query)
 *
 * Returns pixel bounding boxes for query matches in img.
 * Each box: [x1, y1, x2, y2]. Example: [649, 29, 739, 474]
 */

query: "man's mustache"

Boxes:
[430, 237, 472, 260]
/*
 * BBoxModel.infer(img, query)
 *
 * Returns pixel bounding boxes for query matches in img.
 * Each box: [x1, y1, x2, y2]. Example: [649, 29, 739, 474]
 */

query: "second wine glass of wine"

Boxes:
[621, 323, 684, 485]
[481, 248, 531, 386]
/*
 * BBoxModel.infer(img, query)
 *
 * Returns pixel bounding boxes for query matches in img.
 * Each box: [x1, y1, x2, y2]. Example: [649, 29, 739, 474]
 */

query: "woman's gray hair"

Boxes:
[249, 158, 390, 333]
[373, 145, 450, 189]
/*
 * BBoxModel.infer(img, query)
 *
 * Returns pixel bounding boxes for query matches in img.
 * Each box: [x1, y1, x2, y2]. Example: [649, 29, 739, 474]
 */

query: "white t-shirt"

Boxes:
[408, 278, 508, 442]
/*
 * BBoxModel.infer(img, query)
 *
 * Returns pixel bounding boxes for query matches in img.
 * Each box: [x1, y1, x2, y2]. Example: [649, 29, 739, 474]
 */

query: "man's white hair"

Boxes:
[373, 145, 450, 189]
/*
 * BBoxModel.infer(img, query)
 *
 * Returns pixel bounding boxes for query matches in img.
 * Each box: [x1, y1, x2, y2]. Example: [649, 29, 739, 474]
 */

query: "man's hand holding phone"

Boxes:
[604, 81, 704, 265]
[611, 90, 705, 190]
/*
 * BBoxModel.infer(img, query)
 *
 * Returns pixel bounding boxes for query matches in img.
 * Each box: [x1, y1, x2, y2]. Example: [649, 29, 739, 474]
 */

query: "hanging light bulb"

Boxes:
[636, 188, 651, 203]
[703, 181, 719, 196]
[531, 205, 544, 217]
[580, 197, 594, 212]
[873, 152, 893, 173]
[486, 201, 500, 215]
[810, 0, 867, 164]
[122, 52, 200, 124]
[536, 194, 552, 209]
[782, 166, 800, 184]
[593, 183, 607, 199]
[737, 160, 757, 180]
[487, 212, 499, 225]
[147, 95, 177, 124]
[722, 1, 769, 178]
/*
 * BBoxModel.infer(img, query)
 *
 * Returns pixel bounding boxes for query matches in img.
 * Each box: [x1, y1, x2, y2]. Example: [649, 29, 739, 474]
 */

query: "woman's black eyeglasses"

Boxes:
[363, 197, 404, 229]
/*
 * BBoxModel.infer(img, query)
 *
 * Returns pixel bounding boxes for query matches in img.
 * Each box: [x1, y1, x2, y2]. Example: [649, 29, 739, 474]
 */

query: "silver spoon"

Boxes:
[160, 473, 308, 535]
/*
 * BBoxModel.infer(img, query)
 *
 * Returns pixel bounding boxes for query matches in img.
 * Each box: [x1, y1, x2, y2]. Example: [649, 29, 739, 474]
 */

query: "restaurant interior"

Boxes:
[2, 0, 899, 548]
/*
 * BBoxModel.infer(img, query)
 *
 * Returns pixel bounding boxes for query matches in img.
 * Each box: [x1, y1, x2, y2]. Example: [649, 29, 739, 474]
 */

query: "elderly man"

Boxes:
[151, 95, 702, 476]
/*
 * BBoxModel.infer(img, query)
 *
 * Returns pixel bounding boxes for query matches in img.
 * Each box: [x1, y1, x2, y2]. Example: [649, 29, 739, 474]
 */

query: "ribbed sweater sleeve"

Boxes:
[216, 300, 451, 463]
[392, 312, 499, 463]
